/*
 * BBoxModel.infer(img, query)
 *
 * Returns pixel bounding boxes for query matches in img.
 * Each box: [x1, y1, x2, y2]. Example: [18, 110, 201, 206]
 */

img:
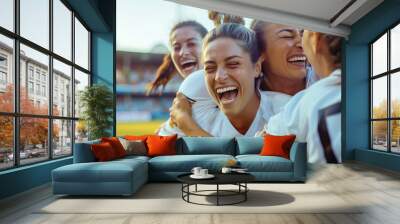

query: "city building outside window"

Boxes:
[0, 0, 91, 170]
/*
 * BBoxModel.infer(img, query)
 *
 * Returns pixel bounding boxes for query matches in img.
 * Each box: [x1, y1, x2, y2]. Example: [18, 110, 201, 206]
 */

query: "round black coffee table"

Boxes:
[177, 173, 255, 206]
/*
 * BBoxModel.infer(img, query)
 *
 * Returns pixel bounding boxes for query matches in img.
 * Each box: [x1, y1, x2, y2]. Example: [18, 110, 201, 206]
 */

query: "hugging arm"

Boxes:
[170, 92, 212, 137]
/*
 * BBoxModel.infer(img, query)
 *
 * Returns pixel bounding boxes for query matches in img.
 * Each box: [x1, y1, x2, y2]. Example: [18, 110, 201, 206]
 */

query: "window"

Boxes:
[36, 83, 40, 95]
[371, 23, 400, 154]
[0, 0, 91, 170]
[0, 0, 14, 32]
[0, 71, 6, 85]
[75, 18, 89, 70]
[0, 35, 13, 112]
[28, 67, 34, 80]
[28, 81, 34, 94]
[42, 85, 46, 97]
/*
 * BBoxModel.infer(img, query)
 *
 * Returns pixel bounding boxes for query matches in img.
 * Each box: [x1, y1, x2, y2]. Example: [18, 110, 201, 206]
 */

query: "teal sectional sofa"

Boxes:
[52, 137, 307, 196]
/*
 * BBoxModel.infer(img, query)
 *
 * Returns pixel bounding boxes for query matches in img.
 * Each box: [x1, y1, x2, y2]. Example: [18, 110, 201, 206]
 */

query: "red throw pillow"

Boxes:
[101, 137, 126, 158]
[146, 135, 177, 157]
[259, 134, 296, 159]
[91, 142, 117, 161]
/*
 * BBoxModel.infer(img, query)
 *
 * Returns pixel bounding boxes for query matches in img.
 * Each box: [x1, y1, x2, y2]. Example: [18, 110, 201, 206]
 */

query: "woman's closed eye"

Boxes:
[227, 62, 240, 69]
[278, 30, 294, 38]
[205, 66, 217, 73]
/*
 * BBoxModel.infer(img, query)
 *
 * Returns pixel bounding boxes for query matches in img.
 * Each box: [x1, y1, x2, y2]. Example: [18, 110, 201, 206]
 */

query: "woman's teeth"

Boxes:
[288, 56, 306, 65]
[216, 86, 238, 104]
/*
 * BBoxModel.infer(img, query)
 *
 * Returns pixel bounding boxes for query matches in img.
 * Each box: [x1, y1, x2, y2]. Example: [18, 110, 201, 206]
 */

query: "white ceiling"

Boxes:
[166, 0, 384, 37]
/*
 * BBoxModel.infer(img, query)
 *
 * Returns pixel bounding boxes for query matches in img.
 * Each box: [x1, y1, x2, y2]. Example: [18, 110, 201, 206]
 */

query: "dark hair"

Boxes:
[169, 21, 207, 43]
[203, 23, 260, 63]
[250, 20, 269, 53]
[147, 21, 207, 95]
[322, 34, 343, 67]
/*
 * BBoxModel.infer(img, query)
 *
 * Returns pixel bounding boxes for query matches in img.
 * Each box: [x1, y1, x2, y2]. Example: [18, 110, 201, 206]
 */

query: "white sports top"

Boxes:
[158, 70, 292, 137]
[266, 69, 342, 164]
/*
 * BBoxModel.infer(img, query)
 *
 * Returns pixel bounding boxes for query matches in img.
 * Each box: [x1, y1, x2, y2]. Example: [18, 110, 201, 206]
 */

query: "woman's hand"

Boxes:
[170, 92, 212, 136]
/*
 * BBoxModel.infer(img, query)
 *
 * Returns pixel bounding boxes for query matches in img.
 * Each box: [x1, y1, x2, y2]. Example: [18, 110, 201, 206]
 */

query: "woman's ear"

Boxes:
[254, 55, 264, 78]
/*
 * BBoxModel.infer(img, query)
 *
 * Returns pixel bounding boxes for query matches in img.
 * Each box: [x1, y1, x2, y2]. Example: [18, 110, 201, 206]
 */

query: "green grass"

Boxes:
[117, 120, 166, 136]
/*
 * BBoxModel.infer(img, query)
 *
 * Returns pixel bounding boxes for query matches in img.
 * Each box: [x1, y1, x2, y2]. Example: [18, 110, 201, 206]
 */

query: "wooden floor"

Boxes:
[1, 162, 400, 224]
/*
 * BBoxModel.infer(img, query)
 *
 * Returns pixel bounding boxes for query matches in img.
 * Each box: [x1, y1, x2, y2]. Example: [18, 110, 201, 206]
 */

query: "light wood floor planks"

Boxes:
[1, 161, 400, 224]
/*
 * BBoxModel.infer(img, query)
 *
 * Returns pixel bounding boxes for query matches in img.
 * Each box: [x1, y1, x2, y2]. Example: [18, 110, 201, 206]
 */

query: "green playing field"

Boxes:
[116, 120, 166, 136]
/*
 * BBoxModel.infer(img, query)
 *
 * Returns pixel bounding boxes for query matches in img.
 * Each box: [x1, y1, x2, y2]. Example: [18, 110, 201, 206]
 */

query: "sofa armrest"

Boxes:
[289, 142, 307, 181]
[73, 140, 100, 163]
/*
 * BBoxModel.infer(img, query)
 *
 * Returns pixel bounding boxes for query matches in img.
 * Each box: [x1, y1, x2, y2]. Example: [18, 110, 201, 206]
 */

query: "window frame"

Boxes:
[0, 0, 92, 171]
[370, 20, 400, 154]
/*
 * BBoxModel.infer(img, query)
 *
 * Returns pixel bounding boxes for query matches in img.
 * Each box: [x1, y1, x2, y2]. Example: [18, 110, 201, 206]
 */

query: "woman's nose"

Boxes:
[179, 45, 190, 56]
[295, 32, 303, 48]
[215, 67, 228, 81]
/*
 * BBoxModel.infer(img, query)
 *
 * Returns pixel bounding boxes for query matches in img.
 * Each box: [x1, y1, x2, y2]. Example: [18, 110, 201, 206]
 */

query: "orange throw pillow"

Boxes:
[146, 135, 177, 157]
[259, 134, 296, 159]
[101, 137, 126, 158]
[91, 142, 117, 161]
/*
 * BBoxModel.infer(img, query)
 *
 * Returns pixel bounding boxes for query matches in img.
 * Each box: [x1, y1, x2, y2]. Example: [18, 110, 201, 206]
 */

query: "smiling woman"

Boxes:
[146, 21, 207, 95]
[251, 21, 309, 96]
[168, 23, 278, 137]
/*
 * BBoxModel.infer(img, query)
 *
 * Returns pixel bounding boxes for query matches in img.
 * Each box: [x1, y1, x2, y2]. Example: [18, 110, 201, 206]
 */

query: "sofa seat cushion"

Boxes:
[53, 159, 147, 183]
[236, 155, 293, 172]
[149, 154, 235, 172]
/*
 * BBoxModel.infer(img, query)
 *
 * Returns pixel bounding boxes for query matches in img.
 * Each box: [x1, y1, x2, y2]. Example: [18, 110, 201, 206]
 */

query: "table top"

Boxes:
[177, 172, 255, 185]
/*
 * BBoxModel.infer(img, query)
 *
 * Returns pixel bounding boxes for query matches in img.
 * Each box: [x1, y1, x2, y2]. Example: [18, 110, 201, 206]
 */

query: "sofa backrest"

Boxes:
[73, 139, 100, 163]
[176, 137, 236, 155]
[235, 137, 263, 155]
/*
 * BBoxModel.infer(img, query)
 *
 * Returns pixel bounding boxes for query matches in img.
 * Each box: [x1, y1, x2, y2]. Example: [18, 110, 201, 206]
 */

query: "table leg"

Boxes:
[245, 183, 247, 201]
[195, 184, 197, 192]
[217, 184, 219, 206]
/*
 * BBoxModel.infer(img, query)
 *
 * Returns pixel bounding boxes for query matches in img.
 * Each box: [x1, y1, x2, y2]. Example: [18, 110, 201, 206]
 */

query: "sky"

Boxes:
[116, 0, 251, 53]
[0, 0, 89, 74]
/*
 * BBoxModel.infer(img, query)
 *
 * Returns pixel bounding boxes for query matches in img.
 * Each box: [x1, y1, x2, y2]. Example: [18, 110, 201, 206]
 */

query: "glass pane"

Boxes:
[53, 59, 72, 117]
[75, 120, 88, 143]
[20, 117, 49, 165]
[20, 44, 49, 115]
[0, 0, 14, 31]
[372, 121, 388, 151]
[372, 76, 387, 119]
[0, 116, 13, 170]
[391, 120, 400, 153]
[74, 69, 89, 118]
[391, 24, 400, 70]
[372, 33, 387, 76]
[53, 119, 72, 157]
[53, 0, 72, 60]
[20, 0, 49, 49]
[74, 18, 89, 70]
[0, 34, 14, 112]
[391, 72, 400, 118]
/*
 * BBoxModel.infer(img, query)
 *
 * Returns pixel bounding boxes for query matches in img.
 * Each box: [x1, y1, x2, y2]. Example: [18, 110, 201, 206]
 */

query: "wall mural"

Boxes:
[116, 0, 342, 163]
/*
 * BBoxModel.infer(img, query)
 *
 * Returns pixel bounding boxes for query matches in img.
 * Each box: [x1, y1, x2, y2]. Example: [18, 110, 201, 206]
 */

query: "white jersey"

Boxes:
[158, 70, 291, 137]
[266, 69, 341, 164]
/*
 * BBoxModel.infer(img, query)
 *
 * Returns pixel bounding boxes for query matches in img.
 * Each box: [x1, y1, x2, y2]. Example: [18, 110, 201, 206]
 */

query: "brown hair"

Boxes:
[322, 34, 343, 68]
[250, 20, 269, 53]
[208, 11, 245, 27]
[146, 21, 207, 95]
